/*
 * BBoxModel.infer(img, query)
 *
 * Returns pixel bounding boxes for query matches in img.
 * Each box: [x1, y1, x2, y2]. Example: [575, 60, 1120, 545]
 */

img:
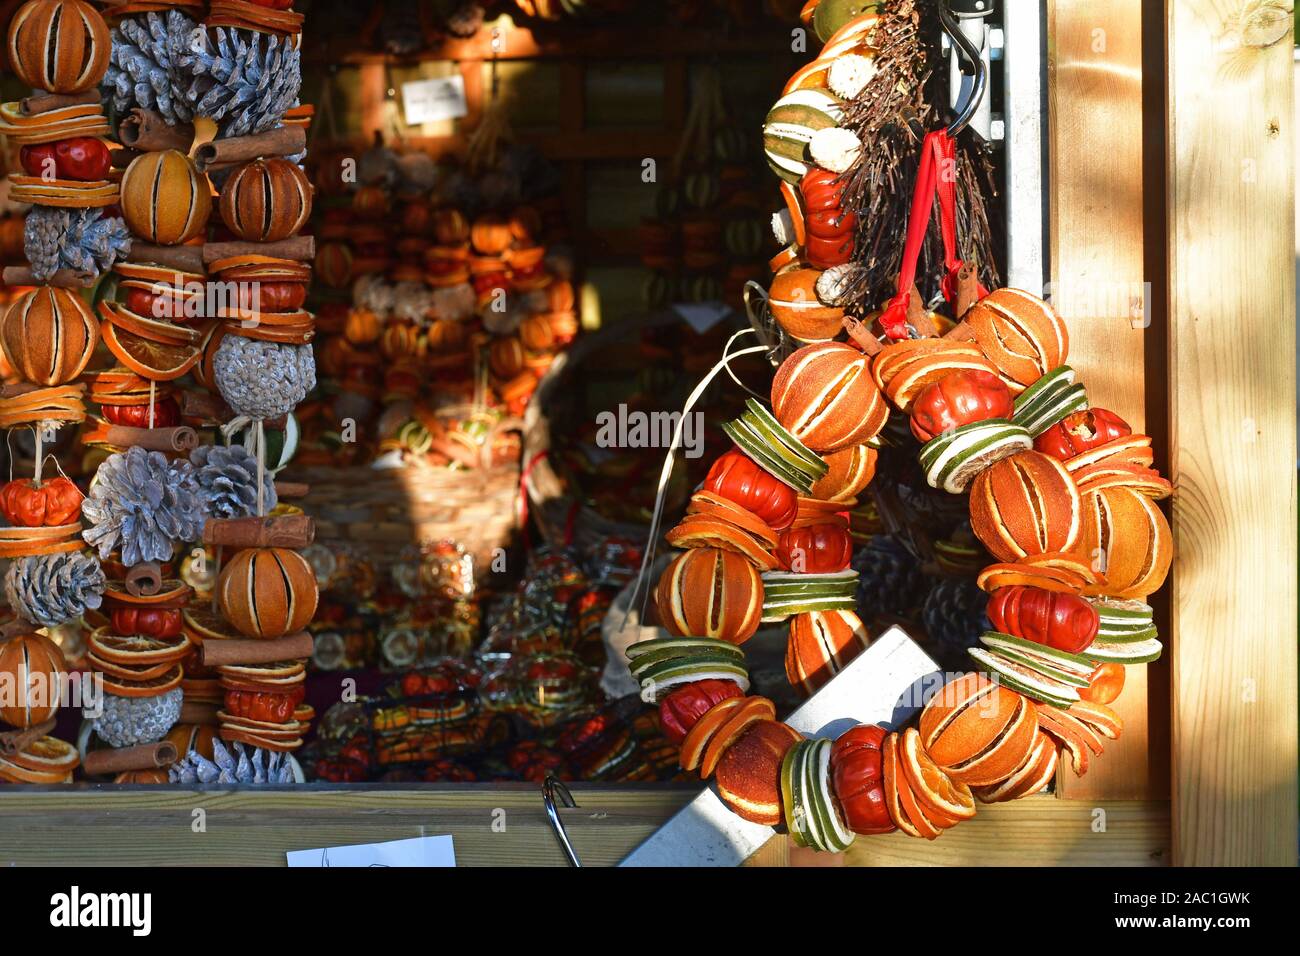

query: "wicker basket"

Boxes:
[288, 415, 525, 573]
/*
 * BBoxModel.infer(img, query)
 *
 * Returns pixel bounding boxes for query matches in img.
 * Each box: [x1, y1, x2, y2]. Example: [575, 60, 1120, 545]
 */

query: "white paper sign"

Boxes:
[672, 302, 733, 335]
[620, 627, 940, 866]
[401, 76, 468, 125]
[287, 835, 455, 867]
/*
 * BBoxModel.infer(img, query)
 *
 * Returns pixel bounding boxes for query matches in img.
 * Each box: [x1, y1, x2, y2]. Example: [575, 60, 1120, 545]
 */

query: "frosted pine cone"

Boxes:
[24, 207, 131, 281]
[169, 738, 295, 784]
[81, 446, 204, 566]
[103, 10, 199, 125]
[212, 335, 315, 421]
[3, 552, 105, 628]
[91, 689, 183, 748]
[178, 26, 302, 137]
[191, 443, 277, 520]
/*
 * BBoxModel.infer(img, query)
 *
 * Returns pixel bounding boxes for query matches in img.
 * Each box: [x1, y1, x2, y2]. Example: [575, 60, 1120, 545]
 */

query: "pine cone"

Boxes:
[191, 443, 277, 520]
[24, 207, 131, 281]
[104, 10, 200, 126]
[921, 577, 990, 672]
[81, 446, 204, 566]
[213, 334, 315, 420]
[91, 689, 183, 748]
[178, 26, 302, 137]
[852, 534, 927, 619]
[3, 552, 105, 628]
[169, 738, 295, 784]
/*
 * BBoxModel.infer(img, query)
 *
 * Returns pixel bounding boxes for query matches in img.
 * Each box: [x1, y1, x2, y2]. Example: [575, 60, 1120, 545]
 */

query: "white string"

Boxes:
[620, 341, 772, 631]
[720, 327, 768, 402]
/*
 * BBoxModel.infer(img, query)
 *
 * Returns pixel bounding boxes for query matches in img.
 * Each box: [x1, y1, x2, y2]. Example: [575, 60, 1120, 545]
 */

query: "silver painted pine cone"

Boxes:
[3, 551, 105, 628]
[168, 738, 296, 784]
[81, 446, 204, 566]
[91, 689, 183, 748]
[212, 334, 316, 421]
[190, 443, 277, 520]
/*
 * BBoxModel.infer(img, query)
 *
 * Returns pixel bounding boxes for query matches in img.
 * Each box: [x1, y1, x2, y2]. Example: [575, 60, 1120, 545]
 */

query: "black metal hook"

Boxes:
[940, 0, 990, 138]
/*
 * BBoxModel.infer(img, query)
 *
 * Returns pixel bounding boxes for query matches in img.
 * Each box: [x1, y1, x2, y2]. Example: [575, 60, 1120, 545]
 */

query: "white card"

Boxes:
[401, 76, 468, 125]
[287, 835, 455, 867]
[672, 302, 733, 335]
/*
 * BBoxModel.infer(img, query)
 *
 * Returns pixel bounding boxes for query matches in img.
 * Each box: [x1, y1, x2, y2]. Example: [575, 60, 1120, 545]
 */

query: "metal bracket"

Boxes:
[542, 774, 582, 867]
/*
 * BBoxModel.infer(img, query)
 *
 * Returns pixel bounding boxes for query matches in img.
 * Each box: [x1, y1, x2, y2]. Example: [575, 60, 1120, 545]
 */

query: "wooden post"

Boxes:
[1166, 0, 1298, 866]
[1047, 0, 1157, 801]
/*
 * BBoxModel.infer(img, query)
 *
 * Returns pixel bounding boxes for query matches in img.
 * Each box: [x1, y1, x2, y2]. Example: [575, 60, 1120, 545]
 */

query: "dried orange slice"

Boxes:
[881, 732, 924, 839]
[219, 727, 302, 752]
[892, 749, 943, 840]
[101, 320, 200, 381]
[100, 302, 200, 346]
[898, 726, 976, 827]
[0, 754, 73, 784]
[976, 562, 1087, 594]
[101, 663, 183, 698]
[680, 697, 746, 772]
[698, 697, 777, 779]
[89, 629, 191, 666]
[87, 651, 180, 683]
[5, 736, 80, 774]
[103, 579, 191, 608]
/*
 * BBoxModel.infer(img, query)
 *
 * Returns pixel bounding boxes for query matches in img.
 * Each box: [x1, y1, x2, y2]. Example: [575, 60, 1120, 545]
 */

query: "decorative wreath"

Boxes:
[624, 1, 1171, 851]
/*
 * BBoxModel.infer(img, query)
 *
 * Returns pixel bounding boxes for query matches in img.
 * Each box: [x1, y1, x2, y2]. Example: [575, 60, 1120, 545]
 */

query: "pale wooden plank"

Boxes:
[0, 788, 1167, 866]
[842, 797, 1170, 867]
[0, 787, 696, 867]
[1047, 0, 1156, 801]
[1166, 0, 1298, 866]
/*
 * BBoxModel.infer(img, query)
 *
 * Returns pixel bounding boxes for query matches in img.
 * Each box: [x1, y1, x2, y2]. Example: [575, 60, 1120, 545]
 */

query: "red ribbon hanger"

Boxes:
[876, 129, 988, 340]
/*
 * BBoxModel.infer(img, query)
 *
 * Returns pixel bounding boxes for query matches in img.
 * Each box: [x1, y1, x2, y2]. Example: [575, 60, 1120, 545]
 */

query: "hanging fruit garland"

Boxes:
[7, 0, 319, 784]
[622, 0, 1171, 852]
[0, 0, 131, 784]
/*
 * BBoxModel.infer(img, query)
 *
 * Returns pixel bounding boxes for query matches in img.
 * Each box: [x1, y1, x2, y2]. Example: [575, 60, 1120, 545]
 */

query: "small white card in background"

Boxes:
[672, 302, 733, 335]
[287, 835, 455, 867]
[401, 76, 468, 125]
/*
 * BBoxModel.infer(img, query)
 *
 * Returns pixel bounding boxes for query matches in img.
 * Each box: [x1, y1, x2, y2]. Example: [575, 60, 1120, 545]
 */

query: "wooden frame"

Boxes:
[0, 5, 1294, 868]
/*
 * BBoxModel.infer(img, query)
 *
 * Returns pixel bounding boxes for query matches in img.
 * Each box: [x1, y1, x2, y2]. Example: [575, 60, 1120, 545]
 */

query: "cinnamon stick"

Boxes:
[128, 242, 206, 274]
[194, 126, 306, 171]
[2, 266, 95, 288]
[20, 89, 100, 116]
[203, 514, 315, 549]
[83, 741, 178, 777]
[124, 561, 163, 597]
[118, 109, 195, 153]
[203, 235, 314, 266]
[179, 700, 220, 725]
[273, 480, 310, 499]
[104, 423, 199, 453]
[841, 317, 883, 356]
[954, 262, 981, 319]
[0, 719, 56, 757]
[201, 631, 313, 667]
[179, 390, 230, 423]
[944, 321, 978, 342]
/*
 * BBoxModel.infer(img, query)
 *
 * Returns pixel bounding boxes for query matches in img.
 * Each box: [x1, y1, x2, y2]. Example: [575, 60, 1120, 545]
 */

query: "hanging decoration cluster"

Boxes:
[0, 0, 316, 785]
[625, 1, 1172, 851]
[0, 0, 125, 784]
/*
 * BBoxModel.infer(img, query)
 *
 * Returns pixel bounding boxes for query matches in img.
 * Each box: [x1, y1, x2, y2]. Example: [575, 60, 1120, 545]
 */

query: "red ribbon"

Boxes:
[518, 449, 579, 550]
[878, 130, 988, 340]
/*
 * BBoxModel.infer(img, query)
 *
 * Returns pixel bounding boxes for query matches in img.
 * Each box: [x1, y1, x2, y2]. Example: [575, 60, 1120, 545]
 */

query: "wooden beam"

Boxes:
[840, 797, 1171, 867]
[1047, 0, 1158, 801]
[1166, 0, 1298, 866]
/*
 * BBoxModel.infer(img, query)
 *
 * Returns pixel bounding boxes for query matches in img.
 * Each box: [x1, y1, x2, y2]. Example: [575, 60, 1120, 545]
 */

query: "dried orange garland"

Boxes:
[623, 0, 1172, 853]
